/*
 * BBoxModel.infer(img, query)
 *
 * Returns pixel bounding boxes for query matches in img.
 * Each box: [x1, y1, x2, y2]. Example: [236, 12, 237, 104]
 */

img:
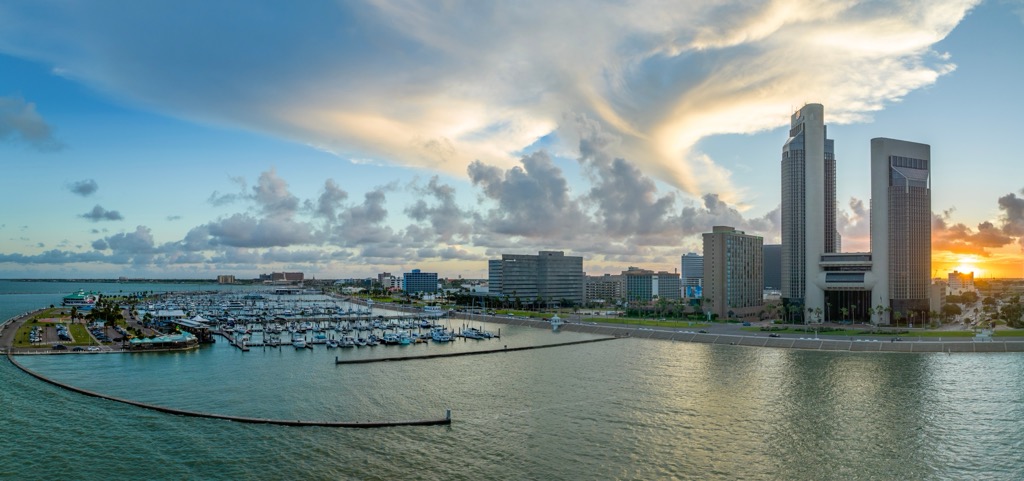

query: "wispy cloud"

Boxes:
[0, 0, 978, 201]
[0, 96, 64, 151]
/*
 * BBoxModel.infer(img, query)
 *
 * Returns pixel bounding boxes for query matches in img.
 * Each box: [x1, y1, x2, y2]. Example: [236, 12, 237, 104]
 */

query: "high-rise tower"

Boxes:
[870, 138, 931, 323]
[781, 104, 837, 318]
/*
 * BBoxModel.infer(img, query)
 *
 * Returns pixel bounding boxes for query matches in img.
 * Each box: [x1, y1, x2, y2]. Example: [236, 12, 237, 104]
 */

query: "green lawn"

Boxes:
[993, 330, 1024, 337]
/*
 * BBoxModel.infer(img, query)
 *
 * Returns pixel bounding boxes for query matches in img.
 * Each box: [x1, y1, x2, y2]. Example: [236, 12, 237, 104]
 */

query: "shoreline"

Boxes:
[6, 301, 1023, 356]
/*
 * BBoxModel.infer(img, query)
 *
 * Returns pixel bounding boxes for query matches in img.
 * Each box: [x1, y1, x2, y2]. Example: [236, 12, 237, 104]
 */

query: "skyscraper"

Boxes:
[781, 104, 837, 317]
[870, 138, 931, 322]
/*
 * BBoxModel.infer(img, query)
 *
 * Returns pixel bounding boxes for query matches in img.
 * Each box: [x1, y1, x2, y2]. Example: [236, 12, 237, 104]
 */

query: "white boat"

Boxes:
[292, 333, 306, 348]
[340, 336, 357, 348]
[549, 315, 563, 330]
[325, 339, 338, 349]
[462, 327, 493, 339]
[431, 328, 452, 342]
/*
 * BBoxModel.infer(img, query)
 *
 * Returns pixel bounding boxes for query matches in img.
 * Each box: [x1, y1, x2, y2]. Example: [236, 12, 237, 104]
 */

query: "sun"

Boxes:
[952, 255, 983, 277]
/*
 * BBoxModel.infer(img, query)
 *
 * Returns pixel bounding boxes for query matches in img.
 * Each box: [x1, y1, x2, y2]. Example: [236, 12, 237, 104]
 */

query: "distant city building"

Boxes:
[377, 272, 402, 290]
[930, 279, 947, 313]
[680, 253, 704, 294]
[703, 226, 763, 319]
[260, 272, 304, 284]
[217, 275, 236, 284]
[948, 270, 975, 294]
[403, 269, 439, 294]
[762, 245, 782, 290]
[585, 274, 625, 304]
[622, 267, 682, 302]
[487, 251, 584, 306]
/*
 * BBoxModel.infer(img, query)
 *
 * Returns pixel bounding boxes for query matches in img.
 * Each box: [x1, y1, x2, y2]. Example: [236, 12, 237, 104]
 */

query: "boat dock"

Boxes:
[334, 336, 619, 365]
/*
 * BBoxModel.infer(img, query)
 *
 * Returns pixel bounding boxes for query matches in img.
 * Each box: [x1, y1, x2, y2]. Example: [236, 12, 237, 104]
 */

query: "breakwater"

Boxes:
[334, 336, 619, 364]
[6, 350, 451, 428]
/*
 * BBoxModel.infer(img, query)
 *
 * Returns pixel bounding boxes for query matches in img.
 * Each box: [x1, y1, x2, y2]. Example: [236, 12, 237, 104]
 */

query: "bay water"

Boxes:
[2, 280, 1022, 480]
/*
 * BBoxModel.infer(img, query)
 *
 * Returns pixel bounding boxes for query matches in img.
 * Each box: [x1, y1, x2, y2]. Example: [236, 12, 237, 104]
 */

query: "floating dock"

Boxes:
[334, 336, 619, 365]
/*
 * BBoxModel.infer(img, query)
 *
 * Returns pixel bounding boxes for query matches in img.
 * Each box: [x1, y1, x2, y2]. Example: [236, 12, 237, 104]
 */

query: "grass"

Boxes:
[993, 330, 1024, 337]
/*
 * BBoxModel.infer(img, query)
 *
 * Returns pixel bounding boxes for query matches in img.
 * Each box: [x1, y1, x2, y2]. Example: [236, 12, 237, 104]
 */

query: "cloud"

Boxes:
[836, 197, 871, 251]
[469, 151, 589, 238]
[198, 214, 321, 249]
[0, 0, 978, 200]
[67, 179, 98, 196]
[80, 205, 124, 222]
[0, 96, 64, 151]
[933, 209, 1016, 256]
[998, 191, 1024, 235]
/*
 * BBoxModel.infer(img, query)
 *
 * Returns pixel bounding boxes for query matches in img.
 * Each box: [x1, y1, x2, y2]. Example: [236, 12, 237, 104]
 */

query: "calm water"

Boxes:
[2, 280, 1024, 480]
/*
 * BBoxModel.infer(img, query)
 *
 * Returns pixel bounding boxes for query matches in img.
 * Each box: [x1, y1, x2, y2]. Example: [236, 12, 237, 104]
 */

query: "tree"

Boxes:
[840, 307, 849, 322]
[941, 303, 962, 321]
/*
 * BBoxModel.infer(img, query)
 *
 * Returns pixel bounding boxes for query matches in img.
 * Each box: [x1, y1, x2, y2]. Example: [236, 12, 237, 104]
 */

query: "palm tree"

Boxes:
[840, 307, 849, 322]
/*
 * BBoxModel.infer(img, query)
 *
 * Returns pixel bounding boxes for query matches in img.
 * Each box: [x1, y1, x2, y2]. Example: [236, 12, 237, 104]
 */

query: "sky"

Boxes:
[1, 0, 1023, 280]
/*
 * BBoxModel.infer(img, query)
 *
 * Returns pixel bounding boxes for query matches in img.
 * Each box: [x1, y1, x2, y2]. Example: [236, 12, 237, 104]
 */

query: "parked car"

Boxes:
[768, 333, 781, 338]
[52, 344, 68, 350]
[72, 347, 85, 352]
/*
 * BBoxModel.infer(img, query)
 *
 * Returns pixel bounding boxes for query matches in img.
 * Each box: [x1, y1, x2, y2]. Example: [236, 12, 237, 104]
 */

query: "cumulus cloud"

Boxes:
[0, 96, 64, 151]
[998, 191, 1024, 236]
[67, 179, 98, 196]
[80, 205, 124, 222]
[933, 209, 1016, 256]
[0, 0, 978, 200]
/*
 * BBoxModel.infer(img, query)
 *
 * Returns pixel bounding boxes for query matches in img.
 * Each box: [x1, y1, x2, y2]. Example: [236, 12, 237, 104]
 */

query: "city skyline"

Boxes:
[2, 1, 1024, 279]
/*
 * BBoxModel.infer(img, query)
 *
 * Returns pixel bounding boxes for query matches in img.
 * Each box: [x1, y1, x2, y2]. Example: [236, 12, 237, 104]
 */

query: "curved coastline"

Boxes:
[5, 350, 451, 428]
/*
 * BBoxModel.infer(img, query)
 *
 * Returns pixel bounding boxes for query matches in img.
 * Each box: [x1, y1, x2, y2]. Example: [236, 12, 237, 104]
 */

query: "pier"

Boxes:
[6, 350, 451, 428]
[334, 336, 619, 364]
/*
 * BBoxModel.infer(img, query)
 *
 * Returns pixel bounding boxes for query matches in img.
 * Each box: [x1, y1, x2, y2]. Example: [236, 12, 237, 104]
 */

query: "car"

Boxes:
[87, 346, 101, 352]
[52, 344, 68, 350]
[742, 322, 751, 326]
[72, 346, 85, 352]
[768, 333, 781, 338]
[698, 329, 709, 334]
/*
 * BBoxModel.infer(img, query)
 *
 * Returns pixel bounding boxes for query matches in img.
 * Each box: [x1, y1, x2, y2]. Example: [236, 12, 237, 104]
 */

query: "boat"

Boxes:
[325, 339, 338, 349]
[382, 332, 399, 345]
[549, 315, 563, 330]
[340, 336, 357, 348]
[461, 327, 493, 339]
[292, 333, 306, 349]
[431, 328, 452, 343]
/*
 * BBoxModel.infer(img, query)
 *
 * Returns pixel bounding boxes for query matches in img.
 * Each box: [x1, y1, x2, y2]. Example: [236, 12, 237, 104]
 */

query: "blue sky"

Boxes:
[2, 0, 1023, 279]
